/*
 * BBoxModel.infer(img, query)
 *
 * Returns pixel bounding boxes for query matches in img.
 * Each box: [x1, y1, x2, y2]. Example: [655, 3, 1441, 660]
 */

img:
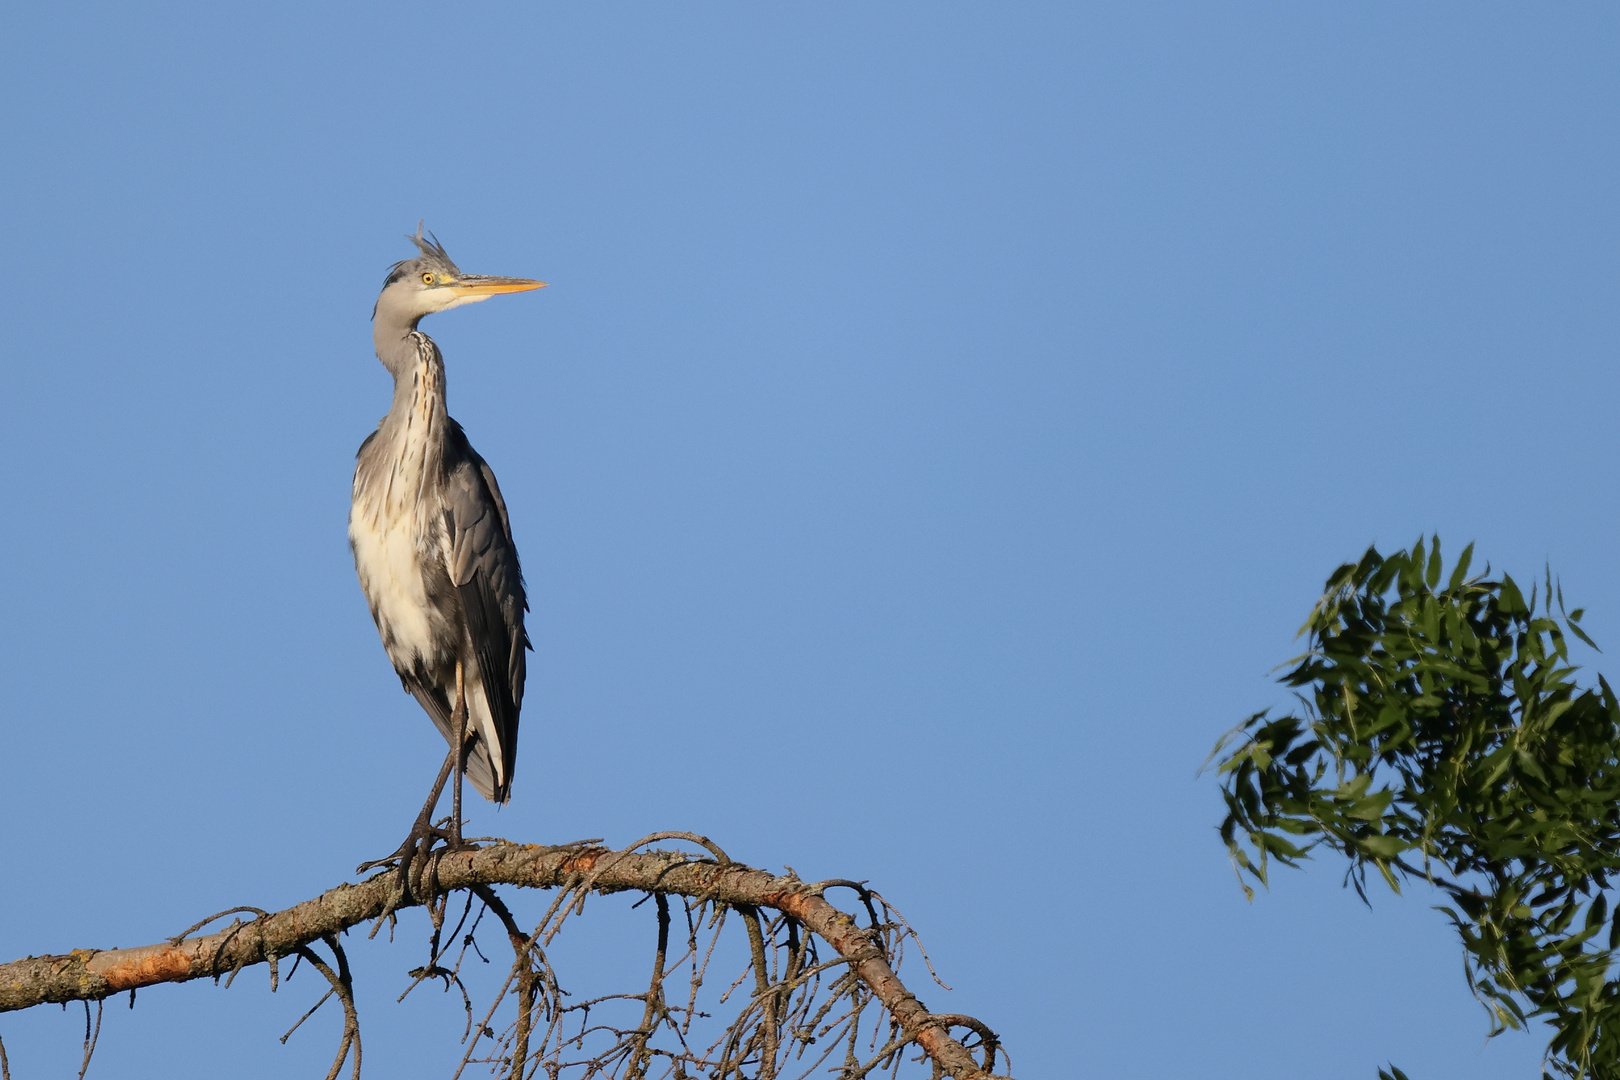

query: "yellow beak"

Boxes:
[448, 275, 548, 297]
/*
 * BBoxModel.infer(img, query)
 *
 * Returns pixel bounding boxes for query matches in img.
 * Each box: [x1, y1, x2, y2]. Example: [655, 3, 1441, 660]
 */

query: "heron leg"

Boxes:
[357, 663, 476, 907]
[356, 746, 456, 886]
[450, 659, 467, 848]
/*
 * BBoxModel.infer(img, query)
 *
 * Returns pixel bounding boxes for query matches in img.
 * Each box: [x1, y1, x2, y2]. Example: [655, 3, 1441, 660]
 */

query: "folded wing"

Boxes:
[442, 420, 529, 803]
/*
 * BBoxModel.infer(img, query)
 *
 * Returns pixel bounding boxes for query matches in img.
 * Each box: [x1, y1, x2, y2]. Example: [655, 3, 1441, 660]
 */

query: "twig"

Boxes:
[76, 999, 102, 1080]
[472, 885, 537, 1080]
[928, 1016, 1002, 1074]
[279, 987, 335, 1043]
[287, 938, 361, 1080]
[398, 891, 477, 1003]
[738, 904, 779, 1079]
[169, 907, 271, 945]
[871, 892, 952, 992]
[627, 892, 671, 1080]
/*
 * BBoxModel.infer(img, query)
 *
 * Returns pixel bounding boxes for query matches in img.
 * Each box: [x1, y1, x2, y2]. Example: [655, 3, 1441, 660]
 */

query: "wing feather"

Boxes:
[442, 422, 529, 802]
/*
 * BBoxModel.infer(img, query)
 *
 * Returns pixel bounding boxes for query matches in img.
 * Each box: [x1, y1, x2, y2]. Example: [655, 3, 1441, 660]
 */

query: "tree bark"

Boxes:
[0, 841, 1002, 1079]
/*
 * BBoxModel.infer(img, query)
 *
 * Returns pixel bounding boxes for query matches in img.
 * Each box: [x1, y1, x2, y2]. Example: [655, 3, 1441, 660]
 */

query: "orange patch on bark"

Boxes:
[560, 852, 601, 874]
[762, 892, 810, 919]
[90, 948, 194, 991]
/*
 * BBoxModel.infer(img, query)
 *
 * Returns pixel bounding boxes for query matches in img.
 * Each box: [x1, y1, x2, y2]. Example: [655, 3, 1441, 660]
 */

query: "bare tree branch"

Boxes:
[0, 838, 1004, 1079]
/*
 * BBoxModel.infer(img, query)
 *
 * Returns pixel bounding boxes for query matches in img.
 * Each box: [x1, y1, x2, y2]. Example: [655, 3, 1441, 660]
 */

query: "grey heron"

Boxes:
[350, 226, 544, 877]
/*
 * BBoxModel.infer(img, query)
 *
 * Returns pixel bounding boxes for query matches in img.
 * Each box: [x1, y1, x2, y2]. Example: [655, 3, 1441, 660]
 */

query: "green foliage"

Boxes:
[1211, 538, 1620, 1079]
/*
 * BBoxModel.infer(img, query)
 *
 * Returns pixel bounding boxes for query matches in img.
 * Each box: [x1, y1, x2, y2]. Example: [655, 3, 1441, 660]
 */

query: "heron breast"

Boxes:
[349, 501, 452, 670]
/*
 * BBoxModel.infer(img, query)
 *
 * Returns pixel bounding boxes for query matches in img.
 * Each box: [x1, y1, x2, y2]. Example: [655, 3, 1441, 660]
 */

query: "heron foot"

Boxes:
[355, 745, 475, 917]
[355, 816, 473, 884]
[356, 817, 480, 936]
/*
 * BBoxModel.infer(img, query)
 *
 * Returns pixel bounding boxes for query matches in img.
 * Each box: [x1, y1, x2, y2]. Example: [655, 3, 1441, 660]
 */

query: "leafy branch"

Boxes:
[1211, 537, 1620, 1079]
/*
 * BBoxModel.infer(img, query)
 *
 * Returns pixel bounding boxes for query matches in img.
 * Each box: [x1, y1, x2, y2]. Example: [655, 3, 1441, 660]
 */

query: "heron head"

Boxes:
[374, 224, 546, 325]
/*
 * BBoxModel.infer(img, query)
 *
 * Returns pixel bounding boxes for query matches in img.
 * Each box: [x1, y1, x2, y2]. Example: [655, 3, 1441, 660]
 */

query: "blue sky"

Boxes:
[1, 4, 1617, 1077]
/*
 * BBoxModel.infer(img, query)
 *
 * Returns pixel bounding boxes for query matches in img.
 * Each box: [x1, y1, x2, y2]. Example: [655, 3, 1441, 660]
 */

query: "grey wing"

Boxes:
[443, 421, 530, 802]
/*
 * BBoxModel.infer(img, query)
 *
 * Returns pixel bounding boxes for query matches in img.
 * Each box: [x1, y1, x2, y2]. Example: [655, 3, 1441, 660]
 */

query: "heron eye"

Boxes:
[421, 272, 436, 285]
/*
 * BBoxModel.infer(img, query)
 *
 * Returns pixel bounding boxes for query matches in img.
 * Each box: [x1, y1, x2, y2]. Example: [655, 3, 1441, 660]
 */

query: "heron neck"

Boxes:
[382, 331, 443, 410]
[373, 312, 425, 376]
[366, 332, 449, 504]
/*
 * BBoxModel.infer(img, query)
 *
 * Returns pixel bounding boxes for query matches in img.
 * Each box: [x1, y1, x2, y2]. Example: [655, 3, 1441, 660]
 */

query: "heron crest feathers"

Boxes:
[406, 221, 460, 270]
[379, 221, 462, 290]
